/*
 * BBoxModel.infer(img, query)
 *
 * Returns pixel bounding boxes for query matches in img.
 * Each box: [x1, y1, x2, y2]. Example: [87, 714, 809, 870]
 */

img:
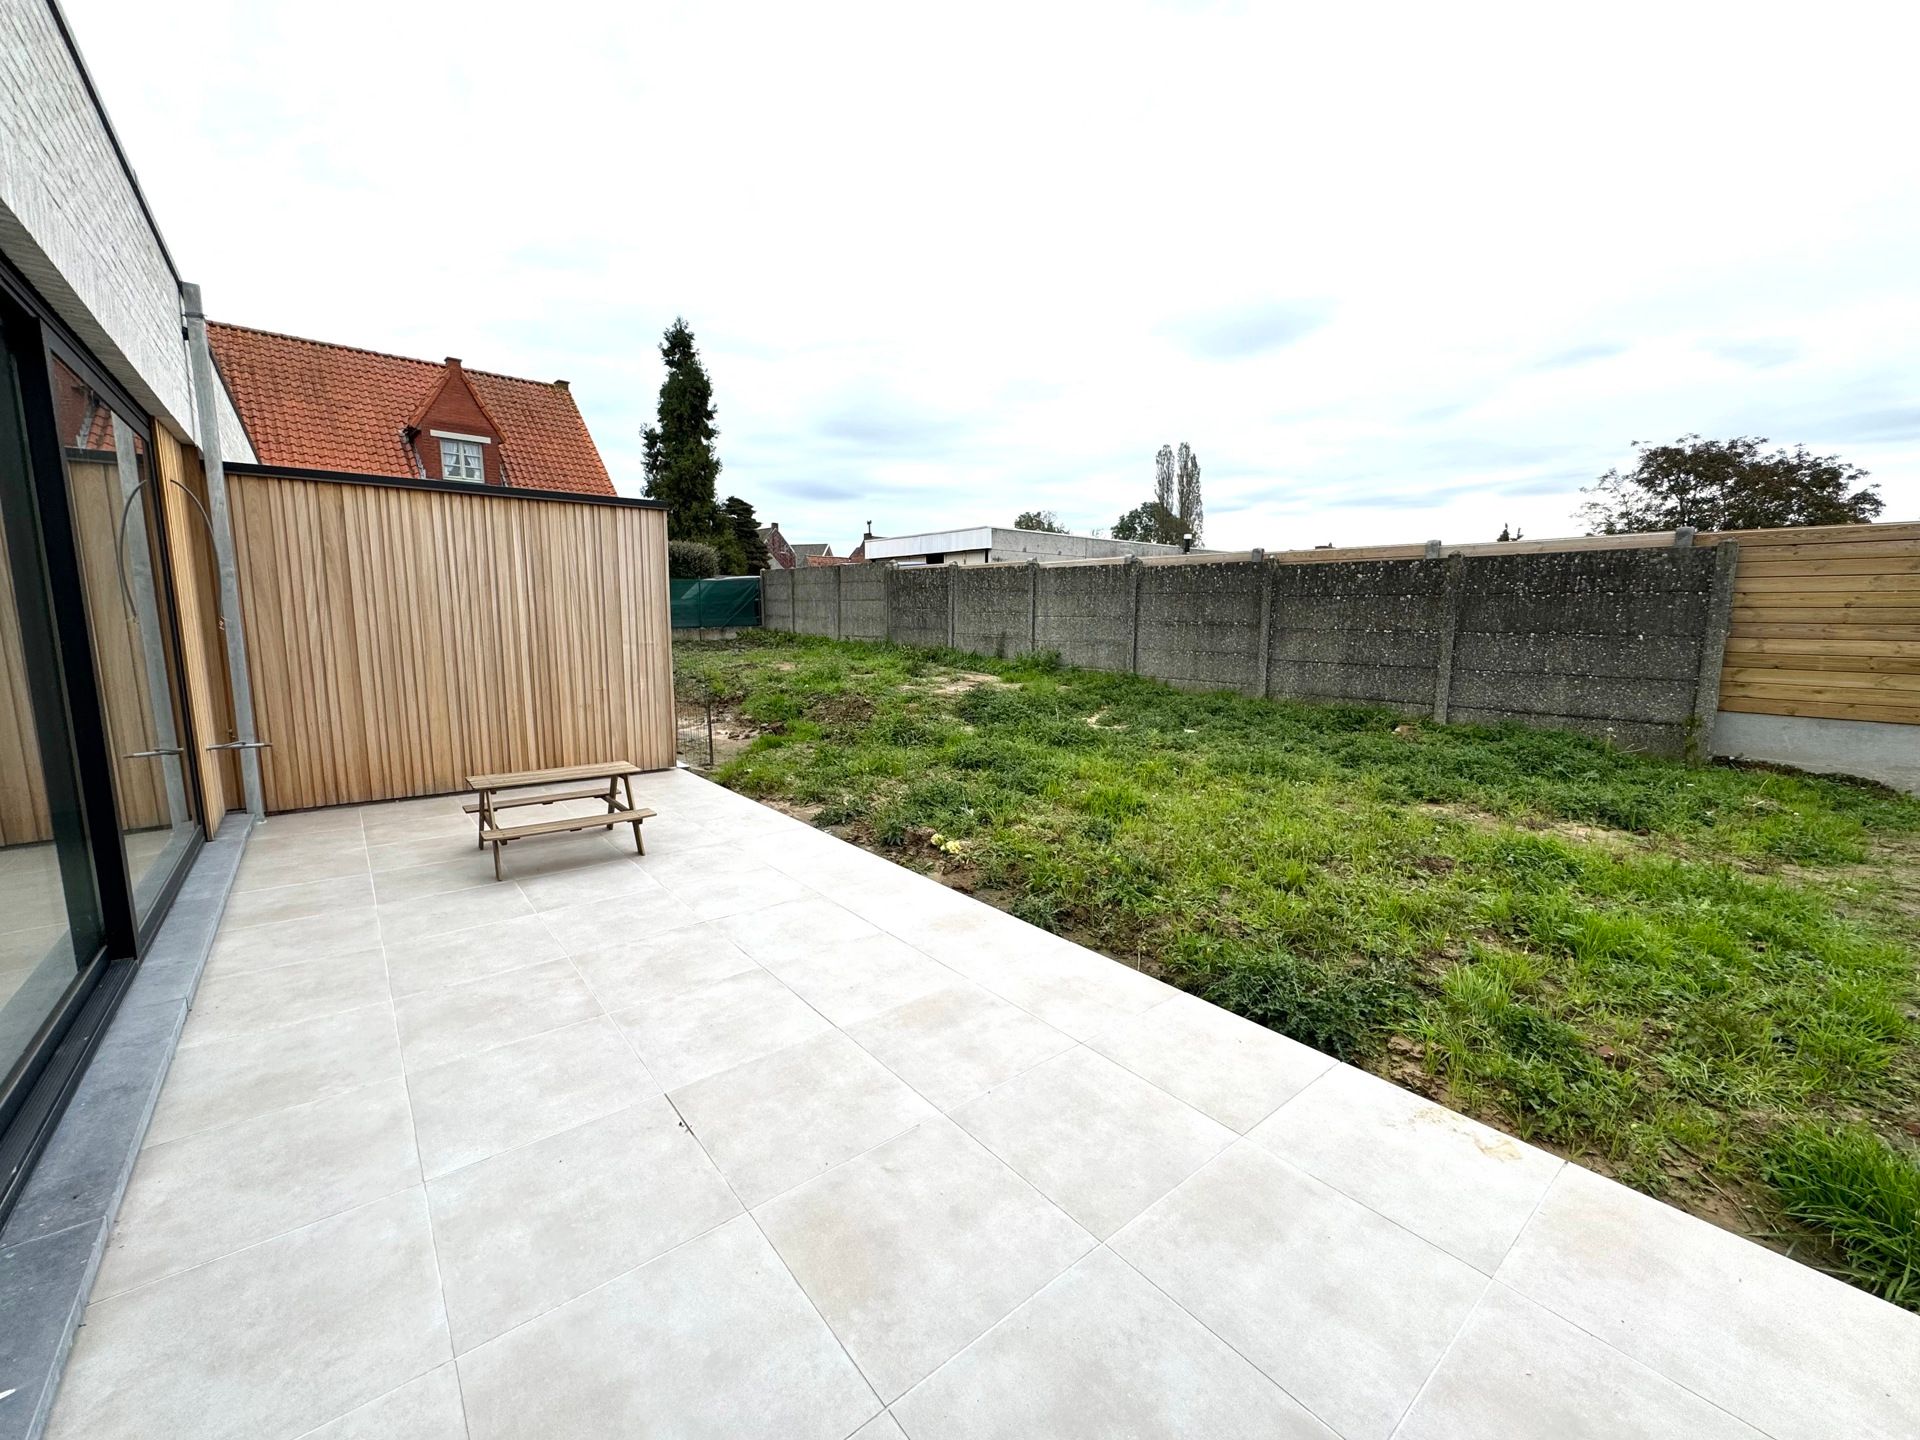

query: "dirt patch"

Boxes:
[1419, 800, 1643, 848]
[923, 671, 1015, 697]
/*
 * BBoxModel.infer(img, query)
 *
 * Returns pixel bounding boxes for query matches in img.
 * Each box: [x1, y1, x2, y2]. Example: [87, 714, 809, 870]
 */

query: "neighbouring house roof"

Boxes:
[206, 323, 615, 496]
[790, 542, 834, 560]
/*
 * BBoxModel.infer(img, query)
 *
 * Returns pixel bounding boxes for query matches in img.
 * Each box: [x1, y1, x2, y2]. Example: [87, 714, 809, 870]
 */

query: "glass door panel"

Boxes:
[51, 356, 197, 921]
[0, 337, 103, 1093]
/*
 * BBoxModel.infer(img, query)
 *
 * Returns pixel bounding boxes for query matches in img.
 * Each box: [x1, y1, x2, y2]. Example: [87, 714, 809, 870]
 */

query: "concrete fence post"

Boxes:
[1424, 539, 1444, 560]
[1432, 553, 1466, 723]
[1674, 526, 1698, 548]
[946, 567, 957, 650]
[1028, 559, 1039, 655]
[1125, 557, 1143, 674]
[1252, 550, 1272, 699]
[883, 564, 896, 645]
[1689, 540, 1739, 764]
[834, 564, 845, 640]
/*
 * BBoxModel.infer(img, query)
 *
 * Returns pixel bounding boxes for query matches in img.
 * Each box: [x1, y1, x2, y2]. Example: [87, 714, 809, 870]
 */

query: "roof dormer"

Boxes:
[406, 357, 508, 485]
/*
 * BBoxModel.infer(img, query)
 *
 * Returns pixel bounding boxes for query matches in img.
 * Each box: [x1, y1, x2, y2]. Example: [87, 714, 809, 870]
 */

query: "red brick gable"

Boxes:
[208, 323, 615, 496]
[410, 360, 507, 485]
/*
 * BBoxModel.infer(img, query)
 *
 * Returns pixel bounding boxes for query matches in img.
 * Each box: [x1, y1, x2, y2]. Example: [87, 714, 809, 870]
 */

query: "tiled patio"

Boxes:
[44, 768, 1920, 1439]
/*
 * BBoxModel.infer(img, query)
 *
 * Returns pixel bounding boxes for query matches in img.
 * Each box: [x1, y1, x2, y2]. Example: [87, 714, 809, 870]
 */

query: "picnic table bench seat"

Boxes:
[466, 761, 652, 879]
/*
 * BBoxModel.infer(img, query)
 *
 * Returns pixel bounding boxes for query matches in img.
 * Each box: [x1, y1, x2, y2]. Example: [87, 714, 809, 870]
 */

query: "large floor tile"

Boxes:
[952, 1047, 1233, 1239]
[944, 933, 1174, 1041]
[642, 849, 813, 921]
[759, 931, 955, 1026]
[369, 857, 495, 907]
[513, 855, 658, 912]
[709, 895, 881, 967]
[1395, 1282, 1764, 1440]
[609, 967, 832, 1090]
[96, 1078, 420, 1298]
[569, 921, 759, 1011]
[144, 1002, 402, 1146]
[756, 1117, 1092, 1401]
[252, 806, 365, 840]
[383, 911, 565, 997]
[847, 983, 1077, 1111]
[1110, 1143, 1486, 1440]
[182, 950, 389, 1049]
[1087, 990, 1333, 1132]
[360, 806, 474, 846]
[849, 1415, 907, 1440]
[221, 873, 375, 930]
[205, 907, 383, 977]
[671, 1031, 938, 1207]
[46, 1190, 450, 1440]
[233, 842, 370, 894]
[301, 1363, 468, 1440]
[1249, 1064, 1562, 1272]
[377, 881, 534, 947]
[408, 1015, 658, 1177]
[429, 1099, 740, 1351]
[893, 1247, 1333, 1439]
[1496, 1165, 1920, 1440]
[538, 884, 702, 954]
[367, 831, 485, 874]
[393, 959, 600, 1072]
[456, 1214, 877, 1440]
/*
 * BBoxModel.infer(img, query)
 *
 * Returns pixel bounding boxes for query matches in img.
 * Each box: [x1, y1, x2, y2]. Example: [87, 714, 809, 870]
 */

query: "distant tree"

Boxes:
[1176, 442, 1204, 544]
[1115, 443, 1203, 545]
[667, 540, 720, 579]
[1579, 435, 1883, 534]
[722, 495, 770, 573]
[642, 318, 728, 544]
[1111, 500, 1180, 543]
[1014, 509, 1068, 533]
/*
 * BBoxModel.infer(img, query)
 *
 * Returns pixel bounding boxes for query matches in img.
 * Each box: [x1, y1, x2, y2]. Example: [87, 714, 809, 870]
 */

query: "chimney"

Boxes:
[445, 357, 462, 369]
[553, 379, 570, 391]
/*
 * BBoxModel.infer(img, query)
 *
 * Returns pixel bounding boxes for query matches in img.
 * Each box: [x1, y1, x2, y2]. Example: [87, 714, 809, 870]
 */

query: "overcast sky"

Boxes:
[69, 0, 1920, 551]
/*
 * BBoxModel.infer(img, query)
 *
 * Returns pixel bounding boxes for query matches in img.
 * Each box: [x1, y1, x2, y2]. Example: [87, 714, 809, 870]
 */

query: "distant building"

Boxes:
[861, 525, 1196, 566]
[757, 524, 838, 569]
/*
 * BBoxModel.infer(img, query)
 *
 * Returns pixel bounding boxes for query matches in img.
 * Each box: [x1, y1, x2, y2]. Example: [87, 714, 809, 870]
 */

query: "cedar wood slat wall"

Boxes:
[228, 473, 674, 812]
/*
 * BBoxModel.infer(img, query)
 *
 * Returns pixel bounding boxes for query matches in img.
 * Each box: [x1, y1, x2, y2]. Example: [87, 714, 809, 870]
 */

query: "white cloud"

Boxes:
[69, 0, 1920, 550]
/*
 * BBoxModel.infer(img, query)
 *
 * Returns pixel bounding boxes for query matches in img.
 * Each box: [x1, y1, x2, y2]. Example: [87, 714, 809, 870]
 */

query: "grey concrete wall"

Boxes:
[1711, 712, 1920, 794]
[888, 565, 952, 649]
[952, 565, 1035, 659]
[1035, 563, 1134, 672]
[790, 567, 839, 637]
[760, 568, 795, 632]
[1269, 560, 1447, 708]
[1138, 561, 1265, 692]
[1447, 550, 1717, 753]
[840, 565, 888, 642]
[759, 547, 1737, 757]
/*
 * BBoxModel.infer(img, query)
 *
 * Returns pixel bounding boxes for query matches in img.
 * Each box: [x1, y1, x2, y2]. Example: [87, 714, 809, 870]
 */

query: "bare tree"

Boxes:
[1176, 443, 1203, 544]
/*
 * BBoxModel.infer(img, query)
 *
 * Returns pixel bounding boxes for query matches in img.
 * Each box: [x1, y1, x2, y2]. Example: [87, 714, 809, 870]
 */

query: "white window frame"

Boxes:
[433, 432, 488, 484]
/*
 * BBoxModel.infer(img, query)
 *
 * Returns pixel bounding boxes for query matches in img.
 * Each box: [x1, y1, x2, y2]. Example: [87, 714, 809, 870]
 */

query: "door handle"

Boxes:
[124, 747, 185, 759]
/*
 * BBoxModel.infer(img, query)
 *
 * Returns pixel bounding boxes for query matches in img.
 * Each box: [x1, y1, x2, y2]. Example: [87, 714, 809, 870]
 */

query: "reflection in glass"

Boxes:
[0, 342, 101, 1089]
[52, 357, 197, 920]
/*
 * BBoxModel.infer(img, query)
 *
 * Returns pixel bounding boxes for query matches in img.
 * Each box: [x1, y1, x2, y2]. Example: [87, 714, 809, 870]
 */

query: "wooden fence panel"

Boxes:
[229, 473, 674, 812]
[1697, 523, 1920, 726]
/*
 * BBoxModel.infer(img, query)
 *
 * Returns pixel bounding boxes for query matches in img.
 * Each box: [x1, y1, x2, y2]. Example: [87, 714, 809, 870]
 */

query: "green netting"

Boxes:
[671, 575, 761, 629]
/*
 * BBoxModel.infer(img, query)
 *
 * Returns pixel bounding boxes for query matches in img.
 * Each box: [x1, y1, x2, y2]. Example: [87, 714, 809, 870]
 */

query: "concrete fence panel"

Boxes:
[1034, 562, 1135, 672]
[759, 567, 795, 632]
[840, 564, 888, 641]
[888, 565, 953, 649]
[1136, 560, 1267, 692]
[789, 566, 839, 636]
[952, 565, 1036, 659]
[1267, 559, 1448, 710]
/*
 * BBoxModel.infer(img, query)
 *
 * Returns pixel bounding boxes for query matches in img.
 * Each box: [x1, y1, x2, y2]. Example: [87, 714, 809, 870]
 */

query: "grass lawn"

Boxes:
[675, 631, 1920, 1309]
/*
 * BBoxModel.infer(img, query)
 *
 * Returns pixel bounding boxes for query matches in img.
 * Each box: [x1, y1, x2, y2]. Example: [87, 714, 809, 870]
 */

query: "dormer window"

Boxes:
[432, 431, 488, 483]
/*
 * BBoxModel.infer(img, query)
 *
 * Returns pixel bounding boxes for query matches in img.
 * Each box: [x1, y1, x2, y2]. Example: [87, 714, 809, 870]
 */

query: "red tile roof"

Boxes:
[207, 323, 615, 496]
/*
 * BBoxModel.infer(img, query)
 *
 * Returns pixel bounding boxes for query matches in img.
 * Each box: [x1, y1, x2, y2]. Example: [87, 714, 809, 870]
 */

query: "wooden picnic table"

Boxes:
[466, 761, 654, 879]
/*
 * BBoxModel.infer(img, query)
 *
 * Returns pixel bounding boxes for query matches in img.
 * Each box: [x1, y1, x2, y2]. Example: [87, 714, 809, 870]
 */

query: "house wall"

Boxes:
[0, 2, 192, 435]
[228, 472, 675, 810]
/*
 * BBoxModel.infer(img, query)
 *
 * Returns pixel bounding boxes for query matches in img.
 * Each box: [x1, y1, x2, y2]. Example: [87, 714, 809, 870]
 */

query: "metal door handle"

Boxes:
[206, 740, 272, 751]
[124, 747, 184, 759]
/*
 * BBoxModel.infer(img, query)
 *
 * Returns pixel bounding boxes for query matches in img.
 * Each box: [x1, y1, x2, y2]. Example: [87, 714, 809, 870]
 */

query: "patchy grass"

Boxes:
[676, 631, 1920, 1307]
